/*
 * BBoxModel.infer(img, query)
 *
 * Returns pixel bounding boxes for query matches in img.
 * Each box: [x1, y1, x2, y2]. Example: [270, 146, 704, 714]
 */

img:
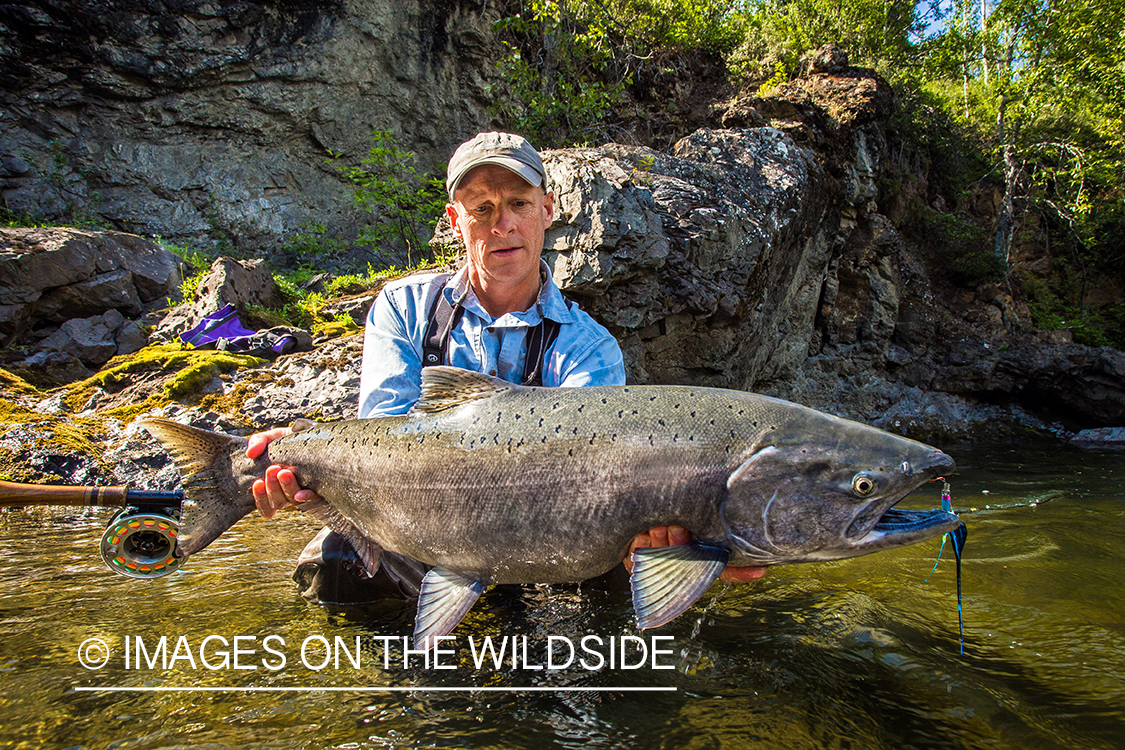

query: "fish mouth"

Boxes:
[847, 503, 962, 545]
[843, 505, 962, 555]
[871, 506, 961, 534]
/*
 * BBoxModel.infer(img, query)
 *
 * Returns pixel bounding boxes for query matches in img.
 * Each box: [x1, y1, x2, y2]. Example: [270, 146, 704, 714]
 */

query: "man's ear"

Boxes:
[543, 191, 555, 224]
[446, 203, 463, 239]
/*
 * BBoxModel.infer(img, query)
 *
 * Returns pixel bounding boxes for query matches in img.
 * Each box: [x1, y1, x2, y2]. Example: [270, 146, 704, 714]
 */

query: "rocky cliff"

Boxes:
[1, 0, 500, 255]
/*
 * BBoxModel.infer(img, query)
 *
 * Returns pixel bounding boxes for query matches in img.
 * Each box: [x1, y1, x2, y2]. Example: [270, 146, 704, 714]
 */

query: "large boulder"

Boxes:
[0, 227, 180, 347]
[153, 256, 285, 341]
[38, 309, 126, 368]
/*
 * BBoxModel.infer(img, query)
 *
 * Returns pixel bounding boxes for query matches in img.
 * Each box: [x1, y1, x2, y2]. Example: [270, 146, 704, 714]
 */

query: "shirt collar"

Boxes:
[446, 261, 576, 326]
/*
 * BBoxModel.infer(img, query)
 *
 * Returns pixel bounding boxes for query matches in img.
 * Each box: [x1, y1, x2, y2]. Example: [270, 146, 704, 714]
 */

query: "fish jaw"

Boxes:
[721, 419, 958, 565]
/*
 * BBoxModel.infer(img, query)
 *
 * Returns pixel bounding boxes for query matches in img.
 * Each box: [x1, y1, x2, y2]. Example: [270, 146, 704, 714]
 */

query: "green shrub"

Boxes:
[330, 130, 447, 267]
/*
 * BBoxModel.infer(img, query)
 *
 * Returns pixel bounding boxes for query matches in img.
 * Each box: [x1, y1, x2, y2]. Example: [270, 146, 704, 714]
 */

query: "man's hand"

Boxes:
[625, 525, 767, 584]
[247, 427, 321, 518]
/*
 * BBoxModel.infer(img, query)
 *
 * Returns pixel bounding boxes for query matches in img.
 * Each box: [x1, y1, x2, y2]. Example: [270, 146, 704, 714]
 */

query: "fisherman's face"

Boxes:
[447, 164, 554, 314]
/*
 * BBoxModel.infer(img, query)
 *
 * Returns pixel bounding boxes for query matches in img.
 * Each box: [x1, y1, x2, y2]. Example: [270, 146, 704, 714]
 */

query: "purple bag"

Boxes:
[179, 304, 298, 357]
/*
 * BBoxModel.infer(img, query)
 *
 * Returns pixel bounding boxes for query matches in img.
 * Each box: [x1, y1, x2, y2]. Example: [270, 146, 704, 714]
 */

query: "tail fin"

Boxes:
[140, 418, 257, 558]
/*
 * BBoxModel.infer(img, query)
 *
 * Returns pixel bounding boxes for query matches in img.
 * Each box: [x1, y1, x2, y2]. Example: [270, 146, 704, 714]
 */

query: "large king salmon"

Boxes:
[141, 366, 960, 645]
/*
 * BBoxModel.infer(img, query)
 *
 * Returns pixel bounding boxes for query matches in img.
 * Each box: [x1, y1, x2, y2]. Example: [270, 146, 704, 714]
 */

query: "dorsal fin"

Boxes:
[412, 366, 519, 414]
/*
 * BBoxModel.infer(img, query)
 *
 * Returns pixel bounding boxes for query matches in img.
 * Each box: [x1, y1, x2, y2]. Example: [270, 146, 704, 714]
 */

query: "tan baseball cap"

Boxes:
[446, 132, 547, 201]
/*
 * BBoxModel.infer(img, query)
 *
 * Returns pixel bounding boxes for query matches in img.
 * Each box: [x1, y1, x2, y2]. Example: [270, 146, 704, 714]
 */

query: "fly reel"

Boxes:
[100, 508, 186, 579]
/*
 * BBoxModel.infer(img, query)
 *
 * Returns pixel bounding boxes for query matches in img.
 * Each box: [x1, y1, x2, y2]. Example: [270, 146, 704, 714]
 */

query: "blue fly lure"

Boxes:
[929, 480, 968, 654]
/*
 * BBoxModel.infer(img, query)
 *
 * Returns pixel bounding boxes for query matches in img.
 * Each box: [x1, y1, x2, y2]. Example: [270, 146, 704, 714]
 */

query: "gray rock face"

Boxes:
[542, 129, 829, 390]
[0, 0, 501, 256]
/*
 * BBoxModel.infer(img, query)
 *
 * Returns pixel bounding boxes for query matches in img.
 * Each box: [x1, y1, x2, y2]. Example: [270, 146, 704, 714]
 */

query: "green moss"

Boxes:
[62, 344, 265, 412]
[0, 397, 110, 481]
[312, 314, 362, 339]
[0, 368, 41, 398]
[196, 381, 257, 424]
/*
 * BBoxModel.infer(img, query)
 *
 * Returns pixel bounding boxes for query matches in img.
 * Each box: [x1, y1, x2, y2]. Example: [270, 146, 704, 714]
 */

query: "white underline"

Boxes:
[74, 685, 676, 693]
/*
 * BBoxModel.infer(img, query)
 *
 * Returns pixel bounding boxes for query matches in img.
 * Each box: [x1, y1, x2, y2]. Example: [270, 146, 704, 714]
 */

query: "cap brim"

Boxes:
[447, 157, 544, 200]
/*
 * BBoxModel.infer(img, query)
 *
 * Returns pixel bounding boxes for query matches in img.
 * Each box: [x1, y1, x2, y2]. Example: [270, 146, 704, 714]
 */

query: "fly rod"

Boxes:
[0, 479, 183, 509]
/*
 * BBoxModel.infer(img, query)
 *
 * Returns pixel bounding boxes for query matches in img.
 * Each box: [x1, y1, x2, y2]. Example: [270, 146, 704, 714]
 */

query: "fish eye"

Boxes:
[851, 473, 877, 496]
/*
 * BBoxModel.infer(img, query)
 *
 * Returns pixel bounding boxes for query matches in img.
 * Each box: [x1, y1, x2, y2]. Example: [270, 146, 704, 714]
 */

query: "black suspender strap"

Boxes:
[521, 317, 561, 386]
[421, 273, 460, 367]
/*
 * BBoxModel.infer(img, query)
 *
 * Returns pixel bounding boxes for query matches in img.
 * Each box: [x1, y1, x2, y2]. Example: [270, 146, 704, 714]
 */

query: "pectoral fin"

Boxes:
[630, 543, 730, 630]
[414, 568, 486, 649]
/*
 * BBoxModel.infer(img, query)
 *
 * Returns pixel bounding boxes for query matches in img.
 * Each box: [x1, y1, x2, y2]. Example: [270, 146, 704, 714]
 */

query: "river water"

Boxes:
[0, 443, 1122, 749]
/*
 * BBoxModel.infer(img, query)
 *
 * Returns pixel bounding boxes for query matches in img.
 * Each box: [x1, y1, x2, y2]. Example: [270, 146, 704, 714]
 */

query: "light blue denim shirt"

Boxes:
[358, 262, 625, 418]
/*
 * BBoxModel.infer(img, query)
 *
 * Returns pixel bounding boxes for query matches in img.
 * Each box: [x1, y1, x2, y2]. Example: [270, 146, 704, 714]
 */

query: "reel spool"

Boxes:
[100, 508, 186, 579]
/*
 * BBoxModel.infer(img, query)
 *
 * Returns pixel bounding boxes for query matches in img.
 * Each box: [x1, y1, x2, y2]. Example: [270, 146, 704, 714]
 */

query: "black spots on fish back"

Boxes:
[725, 403, 748, 418]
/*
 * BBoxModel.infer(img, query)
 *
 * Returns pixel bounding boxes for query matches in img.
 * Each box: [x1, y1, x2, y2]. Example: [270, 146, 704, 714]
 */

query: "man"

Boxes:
[249, 132, 764, 601]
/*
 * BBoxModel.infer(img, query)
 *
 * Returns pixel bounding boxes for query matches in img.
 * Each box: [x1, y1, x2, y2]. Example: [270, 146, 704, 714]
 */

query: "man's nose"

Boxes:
[492, 206, 516, 235]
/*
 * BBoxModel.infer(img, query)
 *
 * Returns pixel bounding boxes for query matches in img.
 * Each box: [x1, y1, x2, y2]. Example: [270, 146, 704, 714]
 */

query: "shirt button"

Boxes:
[490, 370, 497, 376]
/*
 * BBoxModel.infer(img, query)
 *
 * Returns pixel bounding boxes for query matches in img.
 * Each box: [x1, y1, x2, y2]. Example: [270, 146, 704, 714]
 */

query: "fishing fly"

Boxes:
[928, 478, 968, 654]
